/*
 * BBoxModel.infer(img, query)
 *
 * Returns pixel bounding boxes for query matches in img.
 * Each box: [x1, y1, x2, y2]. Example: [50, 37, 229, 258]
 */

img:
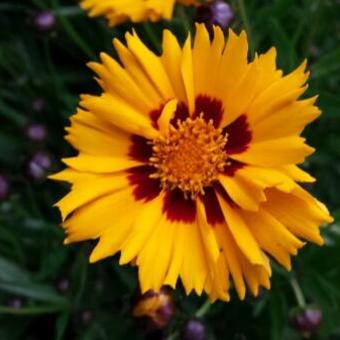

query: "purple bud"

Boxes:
[196, 1, 234, 31]
[25, 151, 52, 182]
[182, 319, 206, 340]
[7, 298, 23, 310]
[81, 309, 93, 325]
[0, 174, 10, 201]
[33, 11, 56, 33]
[305, 308, 322, 331]
[25, 123, 47, 142]
[32, 98, 46, 113]
[291, 307, 323, 337]
[56, 278, 70, 294]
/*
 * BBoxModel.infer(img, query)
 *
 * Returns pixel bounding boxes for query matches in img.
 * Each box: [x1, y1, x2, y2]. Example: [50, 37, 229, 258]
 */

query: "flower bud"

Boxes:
[25, 123, 47, 142]
[32, 97, 46, 113]
[7, 298, 23, 309]
[81, 309, 93, 325]
[56, 278, 70, 294]
[291, 307, 322, 338]
[182, 319, 206, 340]
[33, 11, 56, 33]
[132, 287, 175, 331]
[195, 1, 234, 31]
[25, 151, 52, 182]
[0, 174, 10, 202]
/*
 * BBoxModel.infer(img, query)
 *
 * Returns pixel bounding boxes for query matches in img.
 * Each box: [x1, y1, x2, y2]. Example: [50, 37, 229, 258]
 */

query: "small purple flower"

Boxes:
[81, 309, 93, 325]
[291, 307, 323, 337]
[7, 298, 23, 310]
[33, 11, 56, 33]
[182, 319, 206, 340]
[196, 1, 234, 31]
[32, 98, 46, 113]
[56, 278, 70, 294]
[25, 123, 47, 142]
[25, 151, 52, 182]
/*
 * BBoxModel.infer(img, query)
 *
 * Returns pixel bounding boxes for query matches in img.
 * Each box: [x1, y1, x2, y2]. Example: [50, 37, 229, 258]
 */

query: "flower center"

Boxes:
[150, 115, 228, 199]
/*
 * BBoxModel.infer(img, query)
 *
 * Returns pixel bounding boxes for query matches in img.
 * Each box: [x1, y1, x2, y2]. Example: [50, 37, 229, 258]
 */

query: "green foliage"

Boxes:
[0, 0, 339, 339]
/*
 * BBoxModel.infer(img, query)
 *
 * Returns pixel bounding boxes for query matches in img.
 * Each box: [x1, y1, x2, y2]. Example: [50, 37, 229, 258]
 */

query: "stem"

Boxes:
[195, 299, 212, 318]
[290, 276, 306, 308]
[52, 6, 83, 17]
[143, 22, 162, 54]
[177, 5, 191, 35]
[51, 0, 97, 60]
[238, 0, 254, 56]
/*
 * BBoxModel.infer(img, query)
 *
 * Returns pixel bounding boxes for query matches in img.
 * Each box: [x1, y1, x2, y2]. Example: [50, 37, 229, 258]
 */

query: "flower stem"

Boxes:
[195, 299, 212, 318]
[238, 0, 254, 56]
[290, 276, 306, 308]
[177, 5, 192, 35]
[143, 22, 162, 54]
[51, 0, 97, 60]
[52, 6, 83, 17]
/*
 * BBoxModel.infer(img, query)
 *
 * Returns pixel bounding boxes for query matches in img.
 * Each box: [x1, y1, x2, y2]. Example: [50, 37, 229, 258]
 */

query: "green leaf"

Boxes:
[311, 47, 340, 79]
[0, 257, 30, 283]
[55, 313, 71, 340]
[0, 305, 66, 315]
[0, 281, 70, 307]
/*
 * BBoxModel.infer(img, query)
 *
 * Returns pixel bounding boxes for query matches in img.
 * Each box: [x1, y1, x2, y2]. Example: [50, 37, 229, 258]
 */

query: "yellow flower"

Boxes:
[52, 24, 333, 302]
[80, 0, 198, 26]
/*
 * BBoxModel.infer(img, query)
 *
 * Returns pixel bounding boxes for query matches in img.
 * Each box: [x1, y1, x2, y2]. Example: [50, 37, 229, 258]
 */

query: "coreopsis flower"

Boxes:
[80, 0, 197, 26]
[52, 24, 333, 301]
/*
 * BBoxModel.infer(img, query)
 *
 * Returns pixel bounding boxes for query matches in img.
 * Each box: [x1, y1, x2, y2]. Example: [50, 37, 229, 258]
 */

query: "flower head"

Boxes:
[52, 24, 333, 301]
[80, 0, 197, 26]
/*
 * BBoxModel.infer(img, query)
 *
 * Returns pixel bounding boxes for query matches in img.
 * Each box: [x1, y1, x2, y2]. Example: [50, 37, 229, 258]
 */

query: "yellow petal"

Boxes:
[161, 30, 187, 103]
[280, 165, 315, 183]
[219, 173, 266, 211]
[113, 38, 163, 105]
[125, 31, 174, 100]
[216, 193, 267, 268]
[248, 60, 309, 125]
[214, 224, 246, 299]
[263, 188, 328, 245]
[62, 154, 141, 173]
[164, 223, 186, 288]
[80, 93, 158, 139]
[157, 99, 178, 134]
[231, 137, 315, 167]
[55, 173, 129, 221]
[196, 199, 220, 264]
[251, 97, 320, 142]
[66, 109, 131, 157]
[181, 34, 195, 114]
[137, 216, 175, 290]
[242, 209, 304, 270]
[99, 52, 156, 112]
[119, 195, 164, 265]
